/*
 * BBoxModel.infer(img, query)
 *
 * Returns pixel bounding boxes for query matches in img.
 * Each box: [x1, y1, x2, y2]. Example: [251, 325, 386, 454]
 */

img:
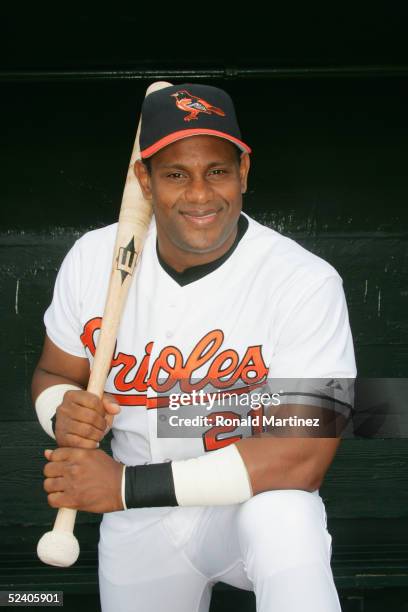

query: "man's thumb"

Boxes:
[102, 394, 121, 414]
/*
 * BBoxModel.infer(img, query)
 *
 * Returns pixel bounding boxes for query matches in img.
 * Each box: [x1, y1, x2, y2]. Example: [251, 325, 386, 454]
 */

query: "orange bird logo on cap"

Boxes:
[171, 90, 226, 122]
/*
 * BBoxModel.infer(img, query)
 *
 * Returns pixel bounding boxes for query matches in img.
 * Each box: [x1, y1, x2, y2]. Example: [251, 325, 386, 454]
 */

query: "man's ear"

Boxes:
[133, 160, 153, 200]
[239, 153, 250, 194]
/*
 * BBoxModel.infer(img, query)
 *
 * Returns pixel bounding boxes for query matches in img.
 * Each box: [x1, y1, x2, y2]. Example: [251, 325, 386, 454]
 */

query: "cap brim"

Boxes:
[140, 128, 252, 158]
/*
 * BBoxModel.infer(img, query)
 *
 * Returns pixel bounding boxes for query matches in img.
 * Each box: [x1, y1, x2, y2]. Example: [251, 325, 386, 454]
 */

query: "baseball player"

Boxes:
[32, 83, 356, 611]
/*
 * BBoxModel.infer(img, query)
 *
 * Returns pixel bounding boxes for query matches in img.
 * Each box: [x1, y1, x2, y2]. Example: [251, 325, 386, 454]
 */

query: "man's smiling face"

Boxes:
[134, 135, 250, 272]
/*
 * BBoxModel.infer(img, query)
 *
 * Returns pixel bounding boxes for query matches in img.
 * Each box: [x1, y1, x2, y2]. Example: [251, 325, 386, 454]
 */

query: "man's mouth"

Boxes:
[180, 209, 220, 226]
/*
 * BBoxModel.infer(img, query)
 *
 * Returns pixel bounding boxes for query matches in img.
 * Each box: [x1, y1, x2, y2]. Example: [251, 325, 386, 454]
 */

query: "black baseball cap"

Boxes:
[139, 83, 252, 159]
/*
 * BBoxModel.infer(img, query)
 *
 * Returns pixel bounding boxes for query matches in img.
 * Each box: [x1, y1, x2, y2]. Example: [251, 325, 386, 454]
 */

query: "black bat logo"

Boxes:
[117, 237, 138, 284]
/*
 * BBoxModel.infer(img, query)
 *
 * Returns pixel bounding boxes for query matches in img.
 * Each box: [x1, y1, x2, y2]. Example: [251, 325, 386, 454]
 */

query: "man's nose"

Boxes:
[184, 176, 214, 204]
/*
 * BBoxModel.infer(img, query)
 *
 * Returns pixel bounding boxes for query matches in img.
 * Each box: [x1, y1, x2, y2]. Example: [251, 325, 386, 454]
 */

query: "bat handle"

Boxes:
[54, 507, 78, 532]
[36, 371, 104, 568]
[37, 370, 104, 567]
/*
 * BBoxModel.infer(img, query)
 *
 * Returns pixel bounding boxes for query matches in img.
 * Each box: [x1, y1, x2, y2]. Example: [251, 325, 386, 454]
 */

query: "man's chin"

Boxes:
[176, 240, 224, 255]
[171, 227, 223, 252]
[163, 218, 239, 259]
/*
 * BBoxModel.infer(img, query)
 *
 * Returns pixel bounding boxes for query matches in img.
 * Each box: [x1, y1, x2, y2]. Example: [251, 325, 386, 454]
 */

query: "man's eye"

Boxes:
[209, 169, 226, 175]
[167, 172, 185, 179]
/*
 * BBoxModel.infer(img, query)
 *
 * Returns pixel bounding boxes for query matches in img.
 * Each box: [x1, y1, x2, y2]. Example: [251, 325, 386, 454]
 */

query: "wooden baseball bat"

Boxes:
[37, 80, 173, 567]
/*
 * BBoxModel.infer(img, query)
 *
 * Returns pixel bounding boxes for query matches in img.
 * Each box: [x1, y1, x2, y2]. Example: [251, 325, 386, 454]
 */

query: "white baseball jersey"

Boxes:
[44, 212, 356, 466]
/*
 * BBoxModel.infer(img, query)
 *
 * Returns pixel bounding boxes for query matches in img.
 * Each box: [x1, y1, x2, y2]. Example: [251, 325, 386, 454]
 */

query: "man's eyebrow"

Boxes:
[156, 160, 233, 170]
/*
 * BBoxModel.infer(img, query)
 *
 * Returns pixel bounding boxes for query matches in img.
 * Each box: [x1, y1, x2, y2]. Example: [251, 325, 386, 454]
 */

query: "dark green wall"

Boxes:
[2, 75, 407, 373]
[1, 73, 407, 531]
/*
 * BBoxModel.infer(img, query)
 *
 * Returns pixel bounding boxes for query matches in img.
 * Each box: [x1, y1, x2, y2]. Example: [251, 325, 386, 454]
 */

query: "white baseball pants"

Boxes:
[98, 489, 341, 612]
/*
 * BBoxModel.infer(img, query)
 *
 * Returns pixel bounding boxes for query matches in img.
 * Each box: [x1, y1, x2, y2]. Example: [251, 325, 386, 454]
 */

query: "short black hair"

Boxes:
[142, 143, 243, 175]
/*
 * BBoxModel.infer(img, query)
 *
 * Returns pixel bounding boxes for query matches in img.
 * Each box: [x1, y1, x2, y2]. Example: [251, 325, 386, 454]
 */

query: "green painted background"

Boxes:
[1, 72, 407, 521]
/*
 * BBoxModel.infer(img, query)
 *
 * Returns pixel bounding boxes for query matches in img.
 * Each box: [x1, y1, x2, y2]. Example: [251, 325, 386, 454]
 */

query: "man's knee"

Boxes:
[236, 490, 331, 576]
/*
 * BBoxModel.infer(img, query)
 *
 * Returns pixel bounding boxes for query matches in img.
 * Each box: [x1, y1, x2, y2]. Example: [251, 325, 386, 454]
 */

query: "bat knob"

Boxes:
[37, 530, 80, 567]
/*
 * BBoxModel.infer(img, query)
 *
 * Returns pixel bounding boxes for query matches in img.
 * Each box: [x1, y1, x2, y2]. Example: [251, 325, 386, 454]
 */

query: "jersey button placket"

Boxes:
[162, 295, 185, 342]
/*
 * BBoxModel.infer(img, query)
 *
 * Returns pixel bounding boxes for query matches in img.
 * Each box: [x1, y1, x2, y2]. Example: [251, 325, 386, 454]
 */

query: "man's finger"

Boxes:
[47, 491, 76, 510]
[64, 433, 99, 449]
[66, 406, 107, 431]
[44, 476, 65, 493]
[44, 447, 77, 462]
[64, 390, 106, 416]
[67, 420, 106, 441]
[43, 461, 65, 478]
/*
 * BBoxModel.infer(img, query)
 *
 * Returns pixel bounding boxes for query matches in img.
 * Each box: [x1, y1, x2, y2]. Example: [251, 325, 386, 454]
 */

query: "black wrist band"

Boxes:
[125, 462, 178, 509]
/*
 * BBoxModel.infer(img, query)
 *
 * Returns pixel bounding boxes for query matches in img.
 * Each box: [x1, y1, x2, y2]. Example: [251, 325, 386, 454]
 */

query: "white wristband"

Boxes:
[171, 444, 253, 506]
[35, 383, 82, 439]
